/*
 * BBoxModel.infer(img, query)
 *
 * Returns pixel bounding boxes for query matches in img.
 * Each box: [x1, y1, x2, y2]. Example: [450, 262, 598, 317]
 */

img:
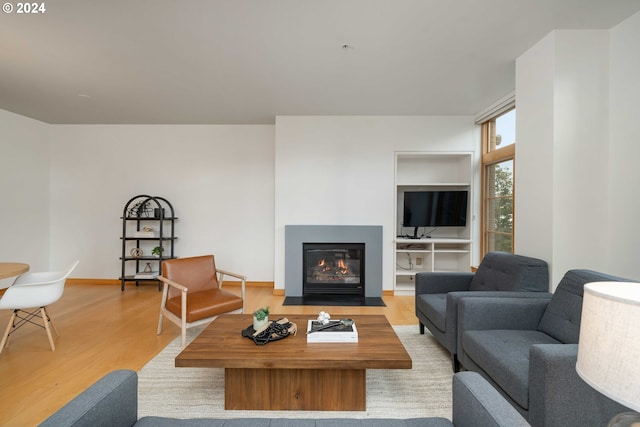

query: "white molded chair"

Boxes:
[0, 260, 79, 355]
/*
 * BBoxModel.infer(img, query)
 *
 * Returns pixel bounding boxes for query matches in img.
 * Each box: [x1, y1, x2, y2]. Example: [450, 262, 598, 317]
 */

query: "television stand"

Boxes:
[394, 151, 472, 294]
[393, 237, 472, 293]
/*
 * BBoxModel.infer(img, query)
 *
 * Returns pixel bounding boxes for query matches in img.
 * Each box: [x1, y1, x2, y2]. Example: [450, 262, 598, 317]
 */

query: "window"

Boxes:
[481, 108, 515, 256]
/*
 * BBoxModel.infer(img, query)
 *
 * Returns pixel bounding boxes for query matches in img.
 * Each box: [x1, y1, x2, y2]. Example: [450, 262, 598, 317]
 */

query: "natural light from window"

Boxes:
[482, 108, 515, 256]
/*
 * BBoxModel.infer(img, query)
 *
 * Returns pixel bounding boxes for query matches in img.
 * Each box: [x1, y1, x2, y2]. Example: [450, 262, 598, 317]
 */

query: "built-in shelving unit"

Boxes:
[119, 195, 177, 291]
[394, 152, 473, 294]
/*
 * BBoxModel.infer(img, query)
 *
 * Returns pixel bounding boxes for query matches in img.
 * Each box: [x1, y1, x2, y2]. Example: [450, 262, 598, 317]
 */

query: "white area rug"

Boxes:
[138, 325, 453, 420]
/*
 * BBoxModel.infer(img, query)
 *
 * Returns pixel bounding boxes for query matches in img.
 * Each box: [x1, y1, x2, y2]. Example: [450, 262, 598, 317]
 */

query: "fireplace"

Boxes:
[283, 225, 384, 306]
[303, 243, 365, 296]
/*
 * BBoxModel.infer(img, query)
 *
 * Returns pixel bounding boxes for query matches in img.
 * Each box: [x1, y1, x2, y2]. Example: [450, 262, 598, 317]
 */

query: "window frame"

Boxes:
[480, 109, 515, 258]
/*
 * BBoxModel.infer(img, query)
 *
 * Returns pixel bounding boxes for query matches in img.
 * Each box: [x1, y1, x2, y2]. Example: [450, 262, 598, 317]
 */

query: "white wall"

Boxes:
[552, 31, 610, 284]
[516, 27, 639, 287]
[0, 109, 50, 286]
[274, 116, 479, 291]
[514, 34, 556, 273]
[607, 10, 640, 279]
[48, 125, 275, 281]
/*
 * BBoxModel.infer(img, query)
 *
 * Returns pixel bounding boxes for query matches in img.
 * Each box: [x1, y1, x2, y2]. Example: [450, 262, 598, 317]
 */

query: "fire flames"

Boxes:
[315, 258, 351, 277]
[337, 259, 348, 274]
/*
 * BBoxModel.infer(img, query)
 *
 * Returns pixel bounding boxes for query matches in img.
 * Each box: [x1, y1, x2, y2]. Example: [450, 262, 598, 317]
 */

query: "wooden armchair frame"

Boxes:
[157, 267, 246, 347]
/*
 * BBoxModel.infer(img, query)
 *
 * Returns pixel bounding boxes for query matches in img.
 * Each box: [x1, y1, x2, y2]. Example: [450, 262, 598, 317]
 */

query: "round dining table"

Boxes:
[0, 262, 29, 280]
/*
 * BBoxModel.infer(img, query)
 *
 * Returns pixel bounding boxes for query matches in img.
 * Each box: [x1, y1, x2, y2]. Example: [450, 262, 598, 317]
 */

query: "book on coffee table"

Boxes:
[306, 320, 358, 343]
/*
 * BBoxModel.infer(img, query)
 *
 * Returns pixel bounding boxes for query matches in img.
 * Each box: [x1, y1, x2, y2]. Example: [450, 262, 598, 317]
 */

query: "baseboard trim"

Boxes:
[67, 278, 120, 286]
[223, 281, 274, 288]
[67, 278, 275, 289]
[66, 279, 392, 296]
[274, 289, 393, 297]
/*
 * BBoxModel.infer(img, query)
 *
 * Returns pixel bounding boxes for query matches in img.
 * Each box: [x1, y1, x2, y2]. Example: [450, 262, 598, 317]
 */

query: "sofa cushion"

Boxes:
[537, 269, 628, 343]
[416, 293, 447, 332]
[135, 418, 453, 427]
[469, 252, 548, 292]
[136, 419, 315, 427]
[462, 329, 561, 409]
[38, 369, 138, 427]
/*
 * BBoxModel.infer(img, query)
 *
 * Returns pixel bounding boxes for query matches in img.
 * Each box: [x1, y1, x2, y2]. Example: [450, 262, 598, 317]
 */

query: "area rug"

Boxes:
[138, 325, 453, 420]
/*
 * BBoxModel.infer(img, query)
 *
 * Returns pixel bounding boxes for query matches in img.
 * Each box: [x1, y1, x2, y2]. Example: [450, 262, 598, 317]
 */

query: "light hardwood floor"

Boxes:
[0, 282, 417, 426]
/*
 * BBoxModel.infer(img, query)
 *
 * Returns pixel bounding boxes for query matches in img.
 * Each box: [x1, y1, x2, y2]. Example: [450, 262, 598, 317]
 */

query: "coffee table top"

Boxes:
[176, 314, 412, 370]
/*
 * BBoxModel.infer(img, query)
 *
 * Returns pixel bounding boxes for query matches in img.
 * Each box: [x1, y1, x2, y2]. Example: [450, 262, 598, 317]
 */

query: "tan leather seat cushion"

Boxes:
[166, 288, 243, 323]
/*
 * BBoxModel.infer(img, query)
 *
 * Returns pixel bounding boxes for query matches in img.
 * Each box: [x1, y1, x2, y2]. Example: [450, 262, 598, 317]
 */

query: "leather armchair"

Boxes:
[157, 255, 246, 347]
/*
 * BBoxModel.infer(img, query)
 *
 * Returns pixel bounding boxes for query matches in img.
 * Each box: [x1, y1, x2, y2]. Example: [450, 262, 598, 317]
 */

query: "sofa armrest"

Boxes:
[528, 344, 630, 427]
[453, 372, 530, 427]
[458, 296, 550, 333]
[415, 272, 474, 295]
[38, 370, 138, 427]
[444, 292, 553, 354]
[448, 291, 552, 329]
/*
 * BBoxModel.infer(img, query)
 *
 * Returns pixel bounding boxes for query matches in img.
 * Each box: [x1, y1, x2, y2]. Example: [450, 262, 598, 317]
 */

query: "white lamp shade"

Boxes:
[576, 281, 640, 412]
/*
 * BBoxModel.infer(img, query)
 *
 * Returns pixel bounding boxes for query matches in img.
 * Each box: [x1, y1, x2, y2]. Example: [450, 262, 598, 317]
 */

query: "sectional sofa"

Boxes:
[39, 369, 530, 427]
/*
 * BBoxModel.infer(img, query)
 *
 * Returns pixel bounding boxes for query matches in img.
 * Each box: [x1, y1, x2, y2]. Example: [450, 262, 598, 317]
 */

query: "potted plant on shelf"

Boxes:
[253, 306, 270, 330]
[152, 246, 164, 258]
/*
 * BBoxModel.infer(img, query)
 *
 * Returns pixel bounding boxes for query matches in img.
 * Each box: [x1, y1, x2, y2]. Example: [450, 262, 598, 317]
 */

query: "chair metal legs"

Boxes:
[0, 306, 58, 355]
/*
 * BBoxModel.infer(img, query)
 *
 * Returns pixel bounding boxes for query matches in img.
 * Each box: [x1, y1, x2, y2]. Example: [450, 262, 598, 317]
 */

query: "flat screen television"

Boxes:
[402, 190, 468, 238]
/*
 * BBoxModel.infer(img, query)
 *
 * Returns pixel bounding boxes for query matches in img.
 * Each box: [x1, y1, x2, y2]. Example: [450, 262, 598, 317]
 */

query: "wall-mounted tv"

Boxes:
[402, 190, 468, 238]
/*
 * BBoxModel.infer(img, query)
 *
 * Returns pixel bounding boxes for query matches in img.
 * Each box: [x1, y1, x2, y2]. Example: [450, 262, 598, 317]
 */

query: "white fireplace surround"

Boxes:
[284, 225, 383, 298]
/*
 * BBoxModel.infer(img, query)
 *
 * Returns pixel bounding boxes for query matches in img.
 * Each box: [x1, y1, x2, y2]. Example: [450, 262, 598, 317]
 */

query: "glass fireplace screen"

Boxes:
[302, 243, 365, 295]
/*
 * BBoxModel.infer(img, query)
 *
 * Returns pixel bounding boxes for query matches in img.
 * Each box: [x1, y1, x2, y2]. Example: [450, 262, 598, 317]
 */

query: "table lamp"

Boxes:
[576, 281, 640, 427]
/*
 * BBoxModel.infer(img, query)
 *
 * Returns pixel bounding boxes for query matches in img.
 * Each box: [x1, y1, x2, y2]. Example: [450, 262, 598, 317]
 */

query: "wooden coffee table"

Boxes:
[175, 314, 412, 411]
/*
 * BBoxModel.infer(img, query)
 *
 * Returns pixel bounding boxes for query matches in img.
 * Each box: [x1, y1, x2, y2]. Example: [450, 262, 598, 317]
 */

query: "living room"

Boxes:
[1, 1, 640, 425]
[2, 5, 640, 291]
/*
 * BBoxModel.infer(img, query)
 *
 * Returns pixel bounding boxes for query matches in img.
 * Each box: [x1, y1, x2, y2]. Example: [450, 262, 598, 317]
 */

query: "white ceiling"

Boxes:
[1, 0, 639, 124]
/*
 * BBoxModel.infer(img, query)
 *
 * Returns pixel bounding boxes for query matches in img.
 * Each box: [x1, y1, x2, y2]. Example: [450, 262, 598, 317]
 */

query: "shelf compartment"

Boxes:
[396, 182, 470, 187]
[120, 256, 178, 261]
[395, 270, 423, 276]
[122, 217, 178, 220]
[121, 237, 177, 241]
[120, 276, 161, 282]
[396, 152, 472, 185]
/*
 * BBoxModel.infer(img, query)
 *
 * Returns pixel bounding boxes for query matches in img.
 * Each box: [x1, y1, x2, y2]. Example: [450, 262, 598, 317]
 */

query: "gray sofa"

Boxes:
[457, 269, 633, 427]
[39, 370, 529, 427]
[415, 251, 550, 371]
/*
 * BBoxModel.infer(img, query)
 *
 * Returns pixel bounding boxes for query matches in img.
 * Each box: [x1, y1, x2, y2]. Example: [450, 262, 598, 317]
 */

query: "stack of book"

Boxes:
[134, 271, 159, 279]
[306, 319, 358, 343]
